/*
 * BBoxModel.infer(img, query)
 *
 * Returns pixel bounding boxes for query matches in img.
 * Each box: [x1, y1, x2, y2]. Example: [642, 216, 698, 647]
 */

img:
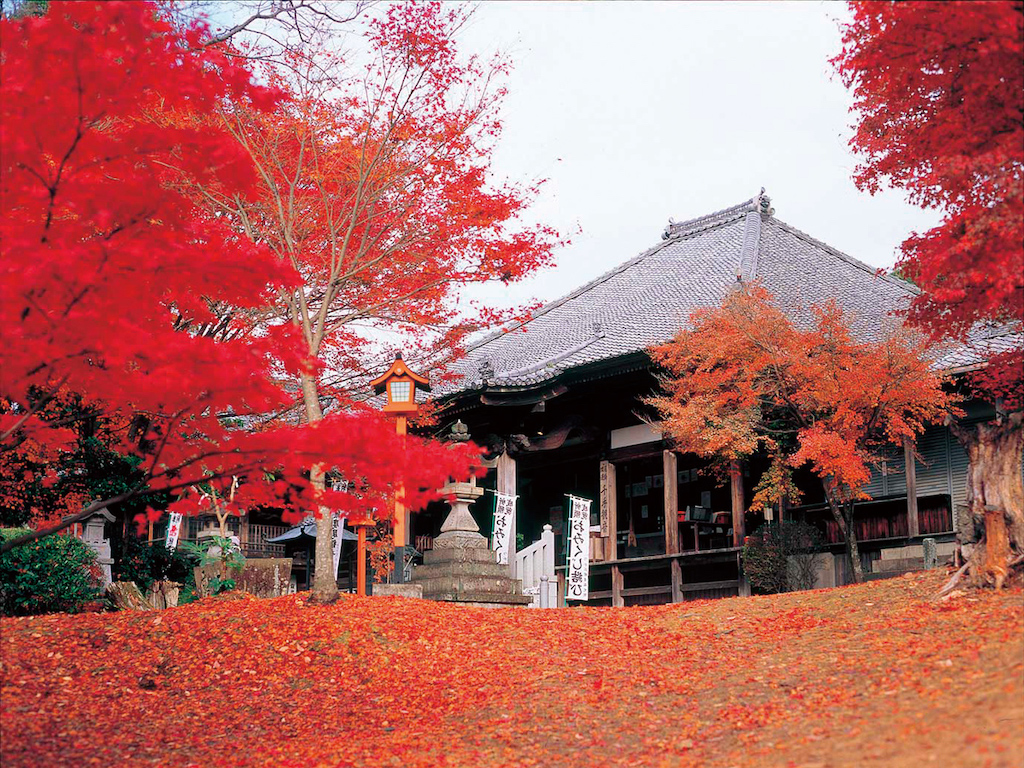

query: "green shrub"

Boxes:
[742, 520, 826, 595]
[115, 535, 197, 594]
[0, 529, 102, 616]
[181, 535, 245, 596]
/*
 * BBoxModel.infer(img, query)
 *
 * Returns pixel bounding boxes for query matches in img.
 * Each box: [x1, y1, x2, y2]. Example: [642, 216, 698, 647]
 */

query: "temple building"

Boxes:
[419, 191, 1018, 605]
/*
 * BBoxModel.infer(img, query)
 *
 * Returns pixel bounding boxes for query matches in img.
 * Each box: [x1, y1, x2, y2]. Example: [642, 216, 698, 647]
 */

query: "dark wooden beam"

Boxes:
[600, 460, 617, 561]
[670, 558, 682, 603]
[611, 564, 624, 608]
[730, 459, 746, 547]
[663, 450, 680, 555]
[904, 437, 919, 538]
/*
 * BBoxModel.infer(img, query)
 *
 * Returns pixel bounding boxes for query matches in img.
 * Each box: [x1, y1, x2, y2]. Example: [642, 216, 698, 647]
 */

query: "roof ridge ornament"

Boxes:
[757, 187, 774, 216]
[662, 194, 764, 240]
[478, 359, 494, 382]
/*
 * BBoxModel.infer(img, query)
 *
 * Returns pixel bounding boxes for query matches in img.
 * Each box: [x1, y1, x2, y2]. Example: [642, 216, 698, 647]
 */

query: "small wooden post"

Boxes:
[356, 524, 367, 597]
[600, 460, 617, 561]
[670, 558, 683, 603]
[611, 564, 624, 608]
[730, 460, 746, 547]
[663, 450, 679, 555]
[904, 437, 919, 538]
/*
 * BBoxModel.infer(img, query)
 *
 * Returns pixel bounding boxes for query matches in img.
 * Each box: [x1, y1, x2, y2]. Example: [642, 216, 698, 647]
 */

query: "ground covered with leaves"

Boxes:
[2, 571, 1021, 767]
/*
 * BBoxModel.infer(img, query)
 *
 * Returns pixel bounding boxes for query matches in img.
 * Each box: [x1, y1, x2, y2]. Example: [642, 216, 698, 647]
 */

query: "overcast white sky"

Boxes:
[455, 1, 942, 310]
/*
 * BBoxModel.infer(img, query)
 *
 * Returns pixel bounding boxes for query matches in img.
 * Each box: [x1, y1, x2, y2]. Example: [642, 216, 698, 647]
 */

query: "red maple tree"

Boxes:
[650, 286, 952, 582]
[1, 2, 478, 555]
[175, 2, 559, 599]
[835, 1, 1024, 585]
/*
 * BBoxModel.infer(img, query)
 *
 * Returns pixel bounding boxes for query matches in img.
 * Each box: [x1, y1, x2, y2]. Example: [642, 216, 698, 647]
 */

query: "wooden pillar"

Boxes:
[670, 558, 682, 603]
[600, 460, 617, 561]
[356, 524, 367, 596]
[497, 451, 517, 552]
[611, 564, 624, 608]
[904, 437, 919, 538]
[730, 459, 746, 547]
[663, 450, 679, 555]
[393, 415, 408, 550]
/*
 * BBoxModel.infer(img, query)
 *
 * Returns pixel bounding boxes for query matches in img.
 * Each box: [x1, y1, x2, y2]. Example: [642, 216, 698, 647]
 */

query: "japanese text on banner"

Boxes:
[165, 512, 183, 550]
[491, 492, 517, 565]
[566, 495, 591, 601]
[331, 479, 349, 577]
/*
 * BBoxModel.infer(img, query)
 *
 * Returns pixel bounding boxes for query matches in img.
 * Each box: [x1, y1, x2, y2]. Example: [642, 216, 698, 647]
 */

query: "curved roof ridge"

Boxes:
[460, 213, 745, 357]
[766, 216, 920, 295]
[739, 210, 762, 282]
[663, 195, 759, 239]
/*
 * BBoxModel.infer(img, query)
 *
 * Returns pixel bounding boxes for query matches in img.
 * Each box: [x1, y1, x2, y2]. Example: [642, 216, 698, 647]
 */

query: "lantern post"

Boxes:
[369, 352, 430, 584]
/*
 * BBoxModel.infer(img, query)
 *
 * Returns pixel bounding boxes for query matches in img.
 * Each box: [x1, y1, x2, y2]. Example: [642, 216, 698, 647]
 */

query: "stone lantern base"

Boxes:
[412, 481, 531, 608]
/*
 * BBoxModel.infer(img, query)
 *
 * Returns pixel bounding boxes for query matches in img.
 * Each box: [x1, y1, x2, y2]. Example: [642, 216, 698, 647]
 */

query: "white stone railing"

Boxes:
[513, 524, 557, 608]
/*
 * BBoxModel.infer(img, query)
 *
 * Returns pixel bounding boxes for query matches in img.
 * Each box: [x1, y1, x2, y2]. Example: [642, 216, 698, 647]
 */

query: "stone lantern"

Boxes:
[410, 421, 531, 607]
[81, 507, 115, 588]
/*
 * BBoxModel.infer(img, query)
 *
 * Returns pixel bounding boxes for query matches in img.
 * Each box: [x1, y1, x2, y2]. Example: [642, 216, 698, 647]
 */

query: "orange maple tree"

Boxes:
[0, 1, 480, 553]
[835, 0, 1024, 586]
[650, 286, 952, 582]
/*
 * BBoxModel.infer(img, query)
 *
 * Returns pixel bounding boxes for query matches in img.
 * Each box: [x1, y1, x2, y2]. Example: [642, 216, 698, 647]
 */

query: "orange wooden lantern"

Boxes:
[368, 352, 430, 583]
[369, 351, 431, 416]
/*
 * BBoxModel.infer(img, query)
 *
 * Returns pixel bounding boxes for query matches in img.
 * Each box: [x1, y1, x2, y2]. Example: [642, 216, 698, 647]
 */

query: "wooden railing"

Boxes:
[243, 524, 287, 558]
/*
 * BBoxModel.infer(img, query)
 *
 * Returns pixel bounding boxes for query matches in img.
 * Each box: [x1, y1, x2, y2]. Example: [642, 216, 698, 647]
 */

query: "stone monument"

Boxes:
[411, 421, 531, 607]
[81, 507, 115, 588]
[412, 478, 531, 607]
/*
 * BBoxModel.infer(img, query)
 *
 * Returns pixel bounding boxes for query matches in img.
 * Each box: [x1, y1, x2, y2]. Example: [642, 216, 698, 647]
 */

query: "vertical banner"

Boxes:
[165, 512, 183, 550]
[491, 492, 517, 565]
[566, 495, 592, 601]
[331, 478, 349, 577]
[331, 513, 346, 577]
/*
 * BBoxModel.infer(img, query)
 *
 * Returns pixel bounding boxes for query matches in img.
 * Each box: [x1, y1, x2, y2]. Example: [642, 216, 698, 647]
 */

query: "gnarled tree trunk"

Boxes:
[825, 490, 864, 584]
[952, 412, 1024, 589]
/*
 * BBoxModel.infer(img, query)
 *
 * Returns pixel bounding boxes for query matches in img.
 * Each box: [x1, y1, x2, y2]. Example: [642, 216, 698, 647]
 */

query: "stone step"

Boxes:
[424, 546, 504, 566]
[413, 560, 513, 581]
[415, 573, 525, 597]
[424, 590, 533, 607]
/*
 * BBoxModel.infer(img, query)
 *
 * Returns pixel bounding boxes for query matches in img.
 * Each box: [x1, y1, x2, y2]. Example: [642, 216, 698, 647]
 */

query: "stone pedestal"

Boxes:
[412, 481, 531, 608]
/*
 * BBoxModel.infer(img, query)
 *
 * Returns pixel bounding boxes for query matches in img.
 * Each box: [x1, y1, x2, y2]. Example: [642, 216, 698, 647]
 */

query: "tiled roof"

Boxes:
[434, 191, 951, 397]
[933, 326, 1023, 372]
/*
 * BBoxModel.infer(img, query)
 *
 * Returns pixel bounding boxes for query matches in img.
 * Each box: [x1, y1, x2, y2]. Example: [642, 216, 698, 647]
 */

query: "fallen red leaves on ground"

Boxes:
[2, 572, 1021, 767]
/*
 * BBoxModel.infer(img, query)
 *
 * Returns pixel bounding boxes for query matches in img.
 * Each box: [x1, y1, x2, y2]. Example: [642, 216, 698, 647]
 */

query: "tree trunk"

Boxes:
[299, 371, 339, 603]
[825, 488, 864, 584]
[842, 502, 864, 583]
[951, 412, 1024, 589]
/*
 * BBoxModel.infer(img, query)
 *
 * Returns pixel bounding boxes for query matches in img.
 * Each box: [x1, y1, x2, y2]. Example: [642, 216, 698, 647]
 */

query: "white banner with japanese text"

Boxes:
[331, 478, 350, 577]
[491, 492, 517, 565]
[331, 513, 346, 577]
[165, 512, 183, 550]
[566, 495, 592, 601]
